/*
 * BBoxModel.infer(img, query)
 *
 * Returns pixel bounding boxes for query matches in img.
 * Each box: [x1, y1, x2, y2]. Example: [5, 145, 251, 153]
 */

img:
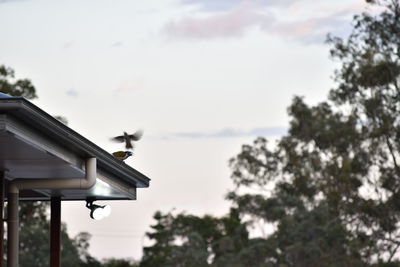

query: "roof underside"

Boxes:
[0, 97, 150, 201]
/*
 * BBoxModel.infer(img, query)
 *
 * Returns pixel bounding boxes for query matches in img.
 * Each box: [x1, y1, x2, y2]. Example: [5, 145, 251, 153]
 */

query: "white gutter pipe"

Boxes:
[7, 157, 97, 267]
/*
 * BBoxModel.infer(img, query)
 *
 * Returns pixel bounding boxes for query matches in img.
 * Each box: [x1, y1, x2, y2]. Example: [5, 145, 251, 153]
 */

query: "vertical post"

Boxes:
[50, 197, 61, 267]
[7, 192, 18, 267]
[0, 171, 5, 267]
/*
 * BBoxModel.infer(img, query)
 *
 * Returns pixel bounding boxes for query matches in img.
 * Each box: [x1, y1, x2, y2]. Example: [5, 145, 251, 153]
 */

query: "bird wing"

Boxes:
[111, 135, 125, 142]
[128, 130, 144, 141]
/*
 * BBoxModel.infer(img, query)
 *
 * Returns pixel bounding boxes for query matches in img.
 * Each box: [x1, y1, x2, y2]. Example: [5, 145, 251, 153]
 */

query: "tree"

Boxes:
[18, 201, 51, 266]
[18, 202, 101, 267]
[0, 65, 36, 99]
[102, 258, 139, 267]
[140, 209, 264, 267]
[228, 0, 400, 265]
[140, 0, 400, 266]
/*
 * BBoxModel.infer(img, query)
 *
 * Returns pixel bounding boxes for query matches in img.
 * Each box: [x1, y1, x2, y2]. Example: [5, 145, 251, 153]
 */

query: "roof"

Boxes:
[0, 96, 150, 201]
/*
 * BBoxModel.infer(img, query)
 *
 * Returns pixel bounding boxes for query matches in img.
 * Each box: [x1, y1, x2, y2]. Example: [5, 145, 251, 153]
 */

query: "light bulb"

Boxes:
[90, 205, 112, 220]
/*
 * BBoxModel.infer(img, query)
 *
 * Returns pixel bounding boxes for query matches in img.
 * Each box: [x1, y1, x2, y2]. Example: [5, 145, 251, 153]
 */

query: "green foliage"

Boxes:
[140, 212, 175, 266]
[102, 258, 138, 267]
[0, 65, 37, 99]
[228, 0, 400, 265]
[140, 209, 276, 267]
[54, 115, 69, 125]
[140, 1, 400, 266]
[18, 202, 50, 266]
[17, 201, 102, 267]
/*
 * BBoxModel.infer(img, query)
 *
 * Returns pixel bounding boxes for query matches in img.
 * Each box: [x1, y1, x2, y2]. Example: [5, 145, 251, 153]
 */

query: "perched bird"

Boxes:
[111, 130, 143, 150]
[112, 151, 133, 161]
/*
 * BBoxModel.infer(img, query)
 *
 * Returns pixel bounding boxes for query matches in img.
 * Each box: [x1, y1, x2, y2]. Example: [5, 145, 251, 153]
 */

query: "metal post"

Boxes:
[50, 197, 61, 267]
[7, 192, 18, 267]
[0, 171, 5, 267]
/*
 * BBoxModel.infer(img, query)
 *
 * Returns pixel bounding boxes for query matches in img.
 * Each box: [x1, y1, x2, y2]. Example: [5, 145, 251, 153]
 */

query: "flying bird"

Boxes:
[112, 151, 133, 161]
[111, 130, 143, 150]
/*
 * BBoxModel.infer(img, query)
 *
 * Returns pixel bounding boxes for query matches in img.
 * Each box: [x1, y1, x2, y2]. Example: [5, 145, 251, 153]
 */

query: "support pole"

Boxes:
[50, 197, 61, 267]
[7, 192, 18, 267]
[0, 171, 5, 267]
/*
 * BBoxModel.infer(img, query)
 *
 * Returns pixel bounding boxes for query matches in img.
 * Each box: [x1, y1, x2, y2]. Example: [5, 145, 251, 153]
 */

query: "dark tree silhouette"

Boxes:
[140, 1, 400, 266]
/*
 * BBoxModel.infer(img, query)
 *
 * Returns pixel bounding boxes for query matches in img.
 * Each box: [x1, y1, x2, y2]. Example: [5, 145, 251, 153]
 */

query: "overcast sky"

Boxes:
[0, 0, 369, 261]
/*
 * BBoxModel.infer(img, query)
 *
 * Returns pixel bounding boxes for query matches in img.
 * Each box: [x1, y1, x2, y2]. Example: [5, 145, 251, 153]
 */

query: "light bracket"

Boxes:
[86, 199, 111, 220]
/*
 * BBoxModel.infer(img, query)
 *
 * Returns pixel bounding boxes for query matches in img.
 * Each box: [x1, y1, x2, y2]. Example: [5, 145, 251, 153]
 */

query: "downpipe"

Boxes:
[7, 158, 97, 267]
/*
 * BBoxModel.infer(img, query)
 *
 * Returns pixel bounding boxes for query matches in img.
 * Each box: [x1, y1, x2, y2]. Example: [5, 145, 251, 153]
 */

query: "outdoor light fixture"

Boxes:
[86, 200, 111, 220]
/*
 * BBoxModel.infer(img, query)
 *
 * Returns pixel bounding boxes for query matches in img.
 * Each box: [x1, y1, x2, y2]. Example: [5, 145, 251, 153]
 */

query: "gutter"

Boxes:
[0, 98, 150, 188]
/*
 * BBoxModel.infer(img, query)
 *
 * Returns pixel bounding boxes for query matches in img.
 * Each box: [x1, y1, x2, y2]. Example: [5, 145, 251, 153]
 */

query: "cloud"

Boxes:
[66, 89, 79, 98]
[110, 41, 123, 48]
[165, 0, 365, 43]
[263, 14, 352, 44]
[262, 2, 366, 43]
[114, 78, 145, 96]
[0, 0, 25, 4]
[179, 0, 297, 12]
[180, 0, 244, 12]
[164, 1, 271, 39]
[62, 41, 74, 50]
[173, 126, 287, 138]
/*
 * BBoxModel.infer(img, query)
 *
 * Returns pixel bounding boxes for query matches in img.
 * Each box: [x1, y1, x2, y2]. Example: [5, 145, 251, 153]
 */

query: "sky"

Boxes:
[0, 0, 370, 261]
